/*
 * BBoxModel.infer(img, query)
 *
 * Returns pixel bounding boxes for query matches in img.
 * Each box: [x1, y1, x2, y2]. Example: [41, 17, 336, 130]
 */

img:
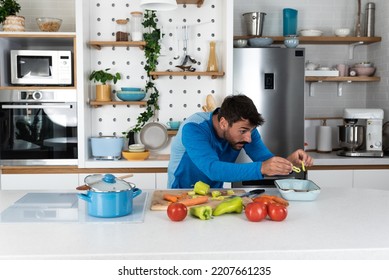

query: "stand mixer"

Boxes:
[337, 108, 384, 157]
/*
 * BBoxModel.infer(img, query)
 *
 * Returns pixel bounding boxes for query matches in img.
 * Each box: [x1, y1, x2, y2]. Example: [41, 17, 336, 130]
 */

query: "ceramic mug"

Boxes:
[166, 121, 181, 130]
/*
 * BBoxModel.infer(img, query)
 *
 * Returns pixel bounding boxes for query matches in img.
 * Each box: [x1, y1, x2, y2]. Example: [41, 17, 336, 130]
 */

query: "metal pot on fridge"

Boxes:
[77, 174, 142, 218]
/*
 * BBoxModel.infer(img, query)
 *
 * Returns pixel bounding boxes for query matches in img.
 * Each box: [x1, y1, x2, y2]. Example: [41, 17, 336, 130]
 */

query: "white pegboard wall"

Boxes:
[88, 0, 225, 138]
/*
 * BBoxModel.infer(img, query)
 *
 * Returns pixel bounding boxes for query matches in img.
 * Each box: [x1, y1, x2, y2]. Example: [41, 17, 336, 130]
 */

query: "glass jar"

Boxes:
[130, 11, 143, 41]
[115, 19, 128, 41]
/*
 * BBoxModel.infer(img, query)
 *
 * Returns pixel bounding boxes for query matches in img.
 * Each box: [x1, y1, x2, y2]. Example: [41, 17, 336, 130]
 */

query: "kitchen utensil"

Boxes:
[122, 150, 150, 160]
[177, 25, 197, 67]
[229, 188, 265, 198]
[352, 66, 376, 77]
[150, 189, 247, 211]
[166, 121, 181, 130]
[76, 174, 134, 190]
[334, 28, 351, 37]
[283, 8, 298, 36]
[129, 143, 145, 152]
[78, 173, 142, 218]
[36, 17, 62, 32]
[275, 179, 321, 201]
[116, 91, 146, 101]
[248, 37, 273, 47]
[233, 39, 248, 48]
[338, 125, 365, 151]
[243, 12, 266, 36]
[284, 35, 299, 48]
[140, 122, 169, 151]
[299, 29, 323, 36]
[90, 136, 124, 160]
[173, 26, 181, 60]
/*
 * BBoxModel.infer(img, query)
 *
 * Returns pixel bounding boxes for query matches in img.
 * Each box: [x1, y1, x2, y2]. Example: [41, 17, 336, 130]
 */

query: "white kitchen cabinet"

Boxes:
[307, 170, 353, 188]
[155, 173, 168, 189]
[0, 174, 79, 190]
[353, 170, 389, 190]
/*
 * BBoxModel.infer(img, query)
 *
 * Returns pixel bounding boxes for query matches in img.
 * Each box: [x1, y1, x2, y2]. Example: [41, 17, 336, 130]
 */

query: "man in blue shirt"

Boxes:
[168, 94, 313, 189]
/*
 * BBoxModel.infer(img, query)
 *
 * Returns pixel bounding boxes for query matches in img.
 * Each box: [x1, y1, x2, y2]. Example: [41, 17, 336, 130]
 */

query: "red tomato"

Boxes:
[167, 202, 187, 221]
[267, 203, 288, 221]
[245, 202, 267, 222]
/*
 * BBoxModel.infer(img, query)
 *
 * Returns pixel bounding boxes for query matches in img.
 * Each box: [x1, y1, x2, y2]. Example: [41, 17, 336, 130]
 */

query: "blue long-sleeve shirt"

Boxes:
[167, 110, 274, 189]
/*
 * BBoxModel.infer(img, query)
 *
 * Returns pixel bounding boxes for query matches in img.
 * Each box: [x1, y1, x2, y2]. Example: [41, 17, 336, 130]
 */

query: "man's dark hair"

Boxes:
[217, 94, 265, 127]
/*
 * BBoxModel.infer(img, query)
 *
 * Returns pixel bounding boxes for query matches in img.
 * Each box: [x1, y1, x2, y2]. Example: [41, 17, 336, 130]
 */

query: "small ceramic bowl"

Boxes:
[233, 39, 248, 48]
[248, 37, 273, 47]
[122, 150, 150, 160]
[353, 66, 376, 77]
[121, 87, 142, 91]
[334, 28, 351, 37]
[299, 29, 323, 36]
[284, 36, 299, 48]
[116, 91, 146, 101]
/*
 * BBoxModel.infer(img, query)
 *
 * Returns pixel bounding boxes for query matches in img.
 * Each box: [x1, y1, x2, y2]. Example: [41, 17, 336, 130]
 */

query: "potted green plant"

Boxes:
[89, 68, 121, 101]
[129, 10, 161, 134]
[0, 0, 24, 31]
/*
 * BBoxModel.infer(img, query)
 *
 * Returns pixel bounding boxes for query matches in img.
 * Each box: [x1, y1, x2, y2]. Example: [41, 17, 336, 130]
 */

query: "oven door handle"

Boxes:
[1, 104, 73, 109]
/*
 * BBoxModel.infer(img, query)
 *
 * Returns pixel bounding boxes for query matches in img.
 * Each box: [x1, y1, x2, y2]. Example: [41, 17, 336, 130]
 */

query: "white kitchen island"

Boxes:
[0, 187, 388, 260]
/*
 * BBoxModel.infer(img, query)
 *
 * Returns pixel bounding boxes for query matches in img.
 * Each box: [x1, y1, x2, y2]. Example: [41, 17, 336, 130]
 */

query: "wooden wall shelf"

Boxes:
[233, 36, 381, 45]
[88, 41, 146, 50]
[305, 76, 380, 82]
[89, 100, 147, 108]
[150, 71, 225, 79]
[177, 0, 204, 7]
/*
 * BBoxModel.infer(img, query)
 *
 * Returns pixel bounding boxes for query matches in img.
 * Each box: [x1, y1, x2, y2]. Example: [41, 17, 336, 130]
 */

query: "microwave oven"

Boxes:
[10, 50, 73, 86]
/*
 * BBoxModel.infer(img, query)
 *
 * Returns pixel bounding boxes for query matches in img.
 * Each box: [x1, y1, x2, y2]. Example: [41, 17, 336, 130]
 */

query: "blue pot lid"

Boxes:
[84, 174, 131, 192]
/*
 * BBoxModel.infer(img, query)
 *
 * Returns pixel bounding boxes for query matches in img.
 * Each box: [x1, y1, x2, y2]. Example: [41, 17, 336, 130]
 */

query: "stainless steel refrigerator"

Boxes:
[232, 47, 305, 187]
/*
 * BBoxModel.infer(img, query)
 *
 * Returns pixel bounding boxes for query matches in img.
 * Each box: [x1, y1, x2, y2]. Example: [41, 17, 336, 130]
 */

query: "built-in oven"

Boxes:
[0, 89, 77, 165]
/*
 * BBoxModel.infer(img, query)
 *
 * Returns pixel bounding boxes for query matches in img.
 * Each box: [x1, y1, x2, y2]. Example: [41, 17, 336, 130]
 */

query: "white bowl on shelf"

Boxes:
[299, 29, 323, 36]
[334, 28, 351, 37]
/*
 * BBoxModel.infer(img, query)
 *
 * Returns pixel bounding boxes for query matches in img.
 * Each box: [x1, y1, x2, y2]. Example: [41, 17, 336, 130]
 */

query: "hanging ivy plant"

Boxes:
[129, 10, 161, 134]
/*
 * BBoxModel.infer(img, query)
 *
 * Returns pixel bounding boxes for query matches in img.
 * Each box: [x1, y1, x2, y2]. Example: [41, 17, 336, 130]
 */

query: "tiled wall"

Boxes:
[17, 0, 75, 32]
[234, 0, 388, 120]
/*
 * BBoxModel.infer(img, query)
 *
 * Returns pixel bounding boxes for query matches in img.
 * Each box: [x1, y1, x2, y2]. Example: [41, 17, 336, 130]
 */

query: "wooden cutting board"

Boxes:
[150, 189, 248, 211]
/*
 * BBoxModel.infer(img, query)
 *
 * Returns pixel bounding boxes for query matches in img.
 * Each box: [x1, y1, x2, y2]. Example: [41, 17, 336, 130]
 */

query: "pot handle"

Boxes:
[77, 193, 92, 203]
[132, 188, 142, 199]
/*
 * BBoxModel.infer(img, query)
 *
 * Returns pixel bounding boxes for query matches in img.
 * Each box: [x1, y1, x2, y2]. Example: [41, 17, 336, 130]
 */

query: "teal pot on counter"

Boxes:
[78, 174, 142, 218]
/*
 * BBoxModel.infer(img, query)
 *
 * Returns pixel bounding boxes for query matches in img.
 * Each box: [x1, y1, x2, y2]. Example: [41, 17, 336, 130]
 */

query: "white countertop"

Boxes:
[1, 188, 389, 260]
[308, 151, 389, 166]
[84, 153, 170, 168]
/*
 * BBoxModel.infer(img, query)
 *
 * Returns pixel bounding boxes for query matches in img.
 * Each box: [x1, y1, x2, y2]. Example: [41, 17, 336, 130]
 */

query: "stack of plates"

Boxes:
[128, 144, 145, 153]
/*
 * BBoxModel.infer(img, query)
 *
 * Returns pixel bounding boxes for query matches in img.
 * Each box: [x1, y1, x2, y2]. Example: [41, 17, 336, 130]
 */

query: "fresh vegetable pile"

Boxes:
[164, 181, 289, 223]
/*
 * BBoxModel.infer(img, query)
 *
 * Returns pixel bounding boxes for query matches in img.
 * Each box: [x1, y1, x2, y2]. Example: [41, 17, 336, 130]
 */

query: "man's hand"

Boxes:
[261, 156, 293, 176]
[287, 149, 314, 167]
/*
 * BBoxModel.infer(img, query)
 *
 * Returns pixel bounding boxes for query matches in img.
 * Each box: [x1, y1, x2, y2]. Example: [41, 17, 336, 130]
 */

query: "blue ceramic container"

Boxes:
[117, 91, 146, 101]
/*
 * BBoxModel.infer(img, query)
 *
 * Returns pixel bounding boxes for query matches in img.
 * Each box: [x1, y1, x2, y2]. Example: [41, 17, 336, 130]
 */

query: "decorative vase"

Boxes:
[95, 84, 112, 101]
[207, 41, 218, 72]
[3, 15, 25, 32]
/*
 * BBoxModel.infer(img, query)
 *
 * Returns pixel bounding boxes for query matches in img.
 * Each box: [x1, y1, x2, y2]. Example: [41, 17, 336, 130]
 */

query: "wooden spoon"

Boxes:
[76, 174, 133, 190]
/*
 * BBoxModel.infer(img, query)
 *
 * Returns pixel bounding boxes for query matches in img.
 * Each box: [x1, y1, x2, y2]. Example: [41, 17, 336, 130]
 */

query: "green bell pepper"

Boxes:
[190, 205, 213, 220]
[194, 181, 210, 195]
[212, 196, 243, 216]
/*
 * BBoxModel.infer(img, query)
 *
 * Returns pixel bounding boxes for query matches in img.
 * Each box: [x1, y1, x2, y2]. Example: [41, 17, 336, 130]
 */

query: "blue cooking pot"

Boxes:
[78, 173, 142, 218]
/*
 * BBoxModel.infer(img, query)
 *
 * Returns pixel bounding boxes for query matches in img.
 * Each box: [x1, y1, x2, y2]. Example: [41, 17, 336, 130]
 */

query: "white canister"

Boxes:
[317, 121, 332, 153]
